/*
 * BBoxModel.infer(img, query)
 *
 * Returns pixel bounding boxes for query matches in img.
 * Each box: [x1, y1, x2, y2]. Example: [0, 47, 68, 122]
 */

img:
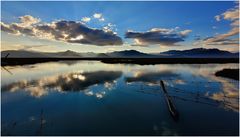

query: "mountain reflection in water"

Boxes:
[1, 61, 239, 135]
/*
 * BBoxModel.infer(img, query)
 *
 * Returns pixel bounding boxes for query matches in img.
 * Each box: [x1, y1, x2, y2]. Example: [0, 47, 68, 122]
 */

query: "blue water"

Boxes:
[1, 61, 239, 135]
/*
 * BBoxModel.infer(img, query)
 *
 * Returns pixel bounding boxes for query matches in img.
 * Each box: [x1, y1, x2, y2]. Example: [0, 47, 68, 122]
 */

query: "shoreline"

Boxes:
[1, 57, 239, 66]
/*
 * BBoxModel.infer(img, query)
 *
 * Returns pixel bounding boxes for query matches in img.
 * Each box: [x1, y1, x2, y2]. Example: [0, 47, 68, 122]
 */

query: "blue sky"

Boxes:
[1, 1, 239, 53]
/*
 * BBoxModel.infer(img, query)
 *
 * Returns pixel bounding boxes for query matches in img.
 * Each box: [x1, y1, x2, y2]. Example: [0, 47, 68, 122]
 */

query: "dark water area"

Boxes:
[1, 61, 239, 135]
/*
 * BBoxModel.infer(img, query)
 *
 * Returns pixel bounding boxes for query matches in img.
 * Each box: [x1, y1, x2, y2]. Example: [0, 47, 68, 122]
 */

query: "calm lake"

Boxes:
[1, 61, 239, 135]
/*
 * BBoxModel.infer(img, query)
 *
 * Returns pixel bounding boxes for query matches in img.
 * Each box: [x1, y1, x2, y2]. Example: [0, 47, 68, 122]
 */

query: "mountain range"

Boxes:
[159, 48, 239, 58]
[1, 48, 239, 58]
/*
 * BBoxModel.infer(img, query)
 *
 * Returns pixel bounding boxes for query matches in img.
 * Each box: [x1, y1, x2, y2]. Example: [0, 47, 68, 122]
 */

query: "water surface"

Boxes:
[1, 61, 239, 135]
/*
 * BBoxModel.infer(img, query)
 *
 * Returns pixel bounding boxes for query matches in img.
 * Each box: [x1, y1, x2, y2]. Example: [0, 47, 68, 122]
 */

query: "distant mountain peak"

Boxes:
[160, 48, 238, 57]
[109, 49, 141, 53]
[63, 50, 77, 53]
[107, 49, 151, 57]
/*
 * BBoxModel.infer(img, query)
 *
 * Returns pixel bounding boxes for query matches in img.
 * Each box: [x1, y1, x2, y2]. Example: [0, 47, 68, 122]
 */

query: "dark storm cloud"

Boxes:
[1, 23, 17, 34]
[1, 22, 34, 36]
[125, 28, 192, 46]
[1, 15, 123, 46]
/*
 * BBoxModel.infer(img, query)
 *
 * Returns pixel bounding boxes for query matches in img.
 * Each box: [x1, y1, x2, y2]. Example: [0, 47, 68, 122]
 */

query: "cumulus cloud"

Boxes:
[81, 17, 91, 23]
[19, 15, 41, 27]
[93, 13, 102, 18]
[203, 4, 239, 47]
[215, 15, 221, 21]
[93, 13, 105, 22]
[179, 29, 192, 37]
[103, 23, 117, 34]
[1, 15, 123, 46]
[125, 27, 192, 46]
[99, 18, 105, 21]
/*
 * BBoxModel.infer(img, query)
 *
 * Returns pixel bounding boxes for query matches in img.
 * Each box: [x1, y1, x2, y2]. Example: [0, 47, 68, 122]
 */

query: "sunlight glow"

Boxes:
[70, 35, 84, 41]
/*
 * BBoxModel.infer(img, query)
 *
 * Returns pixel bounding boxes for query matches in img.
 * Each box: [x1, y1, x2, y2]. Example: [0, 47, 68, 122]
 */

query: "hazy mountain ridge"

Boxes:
[1, 48, 239, 58]
[159, 48, 239, 57]
[107, 50, 156, 58]
[1, 50, 50, 58]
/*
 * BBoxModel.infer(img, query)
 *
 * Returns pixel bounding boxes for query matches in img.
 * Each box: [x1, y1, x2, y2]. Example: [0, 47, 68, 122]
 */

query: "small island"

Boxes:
[215, 69, 239, 80]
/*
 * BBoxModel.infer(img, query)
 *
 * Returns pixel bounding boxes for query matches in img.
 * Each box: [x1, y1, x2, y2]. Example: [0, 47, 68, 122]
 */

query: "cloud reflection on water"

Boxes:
[125, 71, 180, 84]
[203, 75, 239, 112]
[1, 71, 122, 98]
[1, 62, 238, 111]
[124, 68, 239, 112]
[183, 65, 239, 112]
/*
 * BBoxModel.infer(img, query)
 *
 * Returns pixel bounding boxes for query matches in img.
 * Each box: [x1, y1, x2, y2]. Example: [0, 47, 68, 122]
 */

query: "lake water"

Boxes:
[1, 61, 239, 135]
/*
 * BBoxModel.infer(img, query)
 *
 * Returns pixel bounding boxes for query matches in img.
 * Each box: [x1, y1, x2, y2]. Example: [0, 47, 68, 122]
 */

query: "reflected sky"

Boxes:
[2, 70, 121, 98]
[1, 61, 239, 135]
[125, 71, 180, 84]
